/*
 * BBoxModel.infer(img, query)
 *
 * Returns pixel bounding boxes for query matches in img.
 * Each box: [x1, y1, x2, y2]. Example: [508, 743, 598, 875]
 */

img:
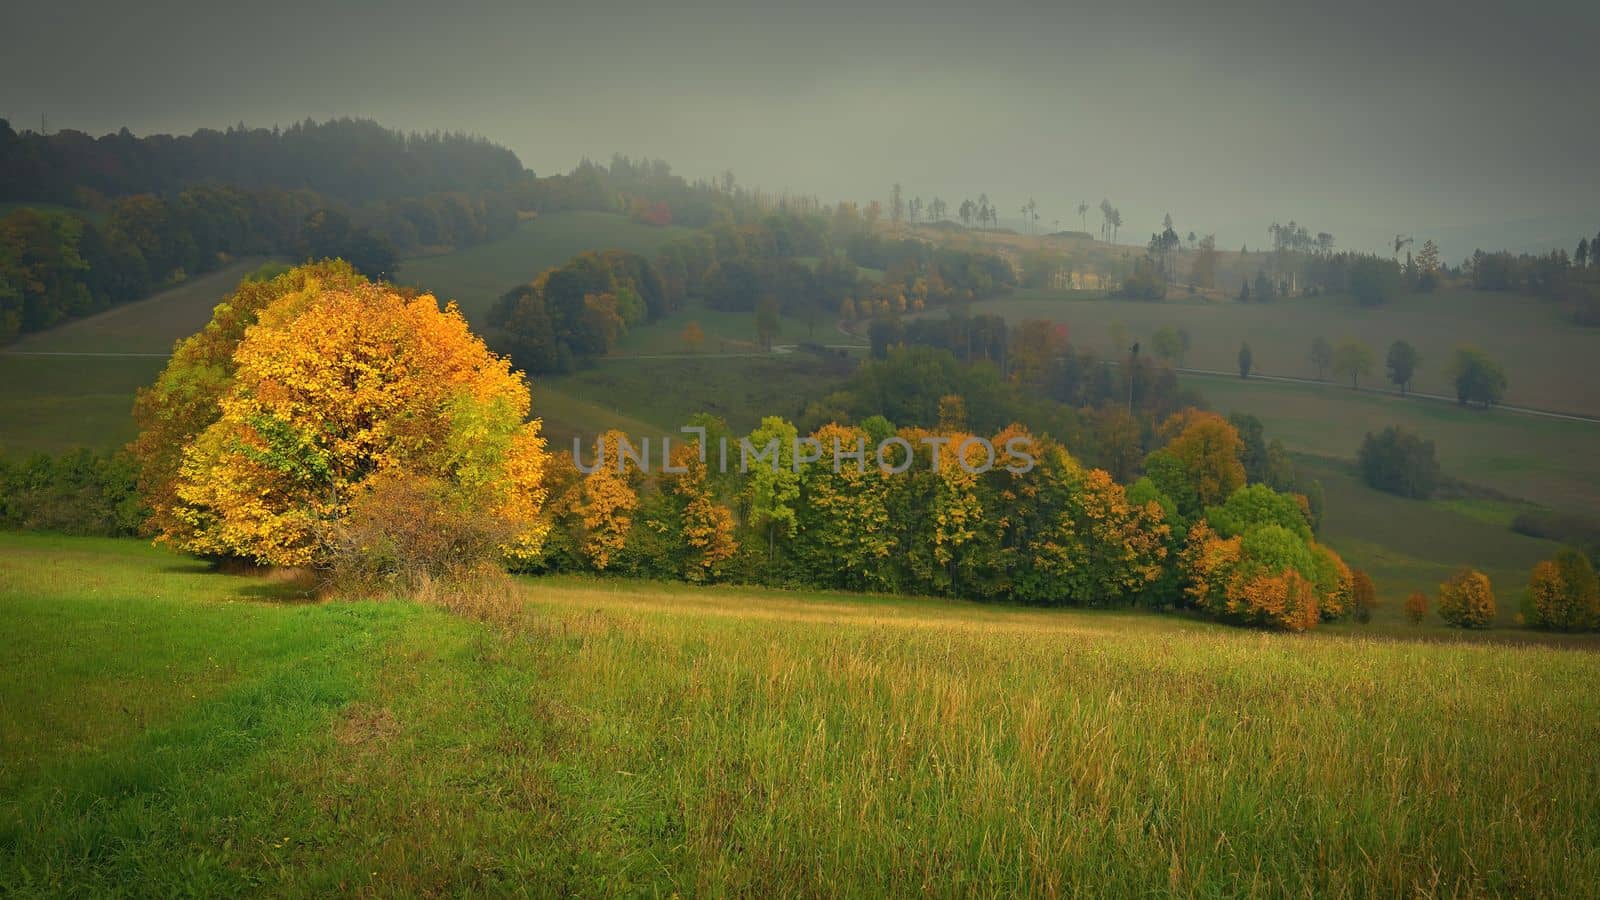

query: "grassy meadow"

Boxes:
[3, 532, 1598, 895]
[395, 211, 694, 325]
[5, 258, 274, 356]
[1186, 372, 1600, 516]
[1293, 455, 1560, 621]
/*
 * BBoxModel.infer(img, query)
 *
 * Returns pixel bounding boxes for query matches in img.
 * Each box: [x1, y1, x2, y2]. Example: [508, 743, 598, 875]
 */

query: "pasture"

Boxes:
[1292, 455, 1560, 620]
[954, 286, 1600, 416]
[3, 533, 1598, 895]
[1186, 372, 1600, 516]
[395, 211, 694, 324]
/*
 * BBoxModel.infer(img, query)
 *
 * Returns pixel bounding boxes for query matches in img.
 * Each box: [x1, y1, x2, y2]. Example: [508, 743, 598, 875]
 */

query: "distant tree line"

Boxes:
[0, 117, 524, 205]
[1468, 234, 1600, 326]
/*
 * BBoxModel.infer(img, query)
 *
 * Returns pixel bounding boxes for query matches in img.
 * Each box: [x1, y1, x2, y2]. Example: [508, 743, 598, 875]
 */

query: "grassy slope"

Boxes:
[961, 287, 1600, 416]
[1295, 455, 1559, 621]
[394, 211, 694, 325]
[5, 258, 272, 355]
[3, 534, 1598, 895]
[0, 355, 164, 455]
[1187, 372, 1600, 516]
[0, 212, 690, 454]
[546, 354, 854, 437]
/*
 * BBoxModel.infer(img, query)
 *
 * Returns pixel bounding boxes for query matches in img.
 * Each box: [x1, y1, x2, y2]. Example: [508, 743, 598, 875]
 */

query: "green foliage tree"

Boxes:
[1449, 346, 1507, 407]
[1386, 340, 1420, 394]
[1357, 426, 1440, 499]
[1332, 339, 1374, 389]
[742, 416, 801, 561]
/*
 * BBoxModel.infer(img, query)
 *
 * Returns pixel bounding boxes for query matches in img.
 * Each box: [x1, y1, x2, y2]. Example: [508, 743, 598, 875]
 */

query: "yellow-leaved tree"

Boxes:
[574, 429, 642, 571]
[148, 268, 550, 575]
[132, 261, 370, 543]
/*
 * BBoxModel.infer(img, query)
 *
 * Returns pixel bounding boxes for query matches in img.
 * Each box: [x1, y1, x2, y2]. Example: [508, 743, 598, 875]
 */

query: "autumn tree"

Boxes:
[681, 320, 705, 353]
[1438, 568, 1497, 628]
[1158, 410, 1247, 509]
[1350, 569, 1378, 624]
[661, 437, 738, 582]
[1181, 521, 1321, 632]
[794, 422, 894, 590]
[152, 267, 551, 575]
[132, 261, 371, 544]
[1404, 590, 1429, 625]
[1523, 549, 1600, 632]
[1014, 448, 1169, 606]
[575, 430, 642, 571]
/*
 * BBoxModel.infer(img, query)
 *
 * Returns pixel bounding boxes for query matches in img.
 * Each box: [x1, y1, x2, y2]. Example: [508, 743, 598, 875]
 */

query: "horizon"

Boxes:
[4, 0, 1596, 261]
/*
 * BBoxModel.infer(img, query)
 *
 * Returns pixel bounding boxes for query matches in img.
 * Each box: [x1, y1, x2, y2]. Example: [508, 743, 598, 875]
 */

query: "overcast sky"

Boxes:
[3, 0, 1595, 258]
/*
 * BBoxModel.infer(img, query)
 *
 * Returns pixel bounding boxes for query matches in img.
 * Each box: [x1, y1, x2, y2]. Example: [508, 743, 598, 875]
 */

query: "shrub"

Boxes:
[0, 449, 144, 536]
[1438, 568, 1496, 629]
[1358, 426, 1440, 499]
[324, 473, 524, 595]
[1522, 549, 1600, 632]
[1404, 590, 1428, 625]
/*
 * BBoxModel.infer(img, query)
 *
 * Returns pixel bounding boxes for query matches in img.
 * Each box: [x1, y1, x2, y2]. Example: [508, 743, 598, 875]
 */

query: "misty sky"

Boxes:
[3, 0, 1596, 258]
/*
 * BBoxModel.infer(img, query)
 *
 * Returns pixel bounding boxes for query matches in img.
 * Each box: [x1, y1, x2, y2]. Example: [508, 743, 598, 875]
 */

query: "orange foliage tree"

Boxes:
[663, 439, 738, 582]
[1438, 568, 1497, 629]
[1160, 410, 1246, 508]
[1180, 520, 1322, 631]
[153, 270, 550, 570]
[1404, 590, 1429, 625]
[1523, 549, 1600, 631]
[131, 261, 369, 544]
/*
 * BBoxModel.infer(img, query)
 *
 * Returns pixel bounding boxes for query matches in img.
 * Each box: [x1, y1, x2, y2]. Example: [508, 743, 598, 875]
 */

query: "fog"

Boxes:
[4, 0, 1595, 258]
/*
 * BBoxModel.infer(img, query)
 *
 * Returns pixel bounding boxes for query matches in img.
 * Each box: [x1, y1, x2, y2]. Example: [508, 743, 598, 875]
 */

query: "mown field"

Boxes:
[3, 533, 1598, 895]
[954, 286, 1600, 417]
[395, 211, 694, 325]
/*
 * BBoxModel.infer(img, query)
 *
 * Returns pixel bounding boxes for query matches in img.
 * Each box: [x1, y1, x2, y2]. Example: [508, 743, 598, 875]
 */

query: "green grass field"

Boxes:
[961, 286, 1600, 417]
[3, 533, 1598, 894]
[395, 211, 694, 325]
[0, 355, 163, 455]
[546, 354, 855, 436]
[6, 258, 273, 356]
[1185, 372, 1600, 515]
[1293, 455, 1560, 621]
